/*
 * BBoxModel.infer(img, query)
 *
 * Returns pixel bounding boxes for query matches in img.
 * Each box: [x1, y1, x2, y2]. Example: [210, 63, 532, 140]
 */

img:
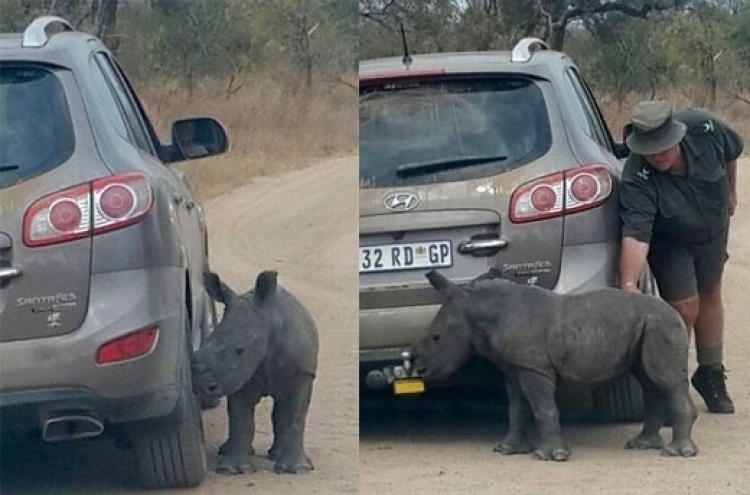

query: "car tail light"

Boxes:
[24, 173, 153, 247]
[510, 164, 613, 223]
[360, 68, 446, 82]
[96, 327, 159, 364]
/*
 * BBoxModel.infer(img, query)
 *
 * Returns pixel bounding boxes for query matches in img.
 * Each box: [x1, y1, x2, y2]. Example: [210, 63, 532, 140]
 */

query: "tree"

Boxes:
[0, 0, 119, 51]
[523, 0, 691, 50]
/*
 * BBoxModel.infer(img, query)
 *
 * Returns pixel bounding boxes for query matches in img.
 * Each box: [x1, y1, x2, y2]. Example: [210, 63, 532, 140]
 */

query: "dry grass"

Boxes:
[597, 92, 750, 150]
[136, 73, 358, 200]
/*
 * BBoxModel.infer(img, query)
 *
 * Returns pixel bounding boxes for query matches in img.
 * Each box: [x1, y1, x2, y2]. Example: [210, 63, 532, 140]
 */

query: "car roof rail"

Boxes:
[510, 37, 550, 63]
[22, 16, 74, 48]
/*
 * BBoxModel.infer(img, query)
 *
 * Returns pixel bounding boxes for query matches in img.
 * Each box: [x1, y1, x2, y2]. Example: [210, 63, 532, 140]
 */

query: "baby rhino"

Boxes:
[413, 270, 698, 462]
[192, 270, 318, 475]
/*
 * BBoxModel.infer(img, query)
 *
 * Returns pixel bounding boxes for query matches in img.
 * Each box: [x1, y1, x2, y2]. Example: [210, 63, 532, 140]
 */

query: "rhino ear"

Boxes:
[204, 271, 238, 305]
[425, 270, 464, 300]
[254, 270, 278, 304]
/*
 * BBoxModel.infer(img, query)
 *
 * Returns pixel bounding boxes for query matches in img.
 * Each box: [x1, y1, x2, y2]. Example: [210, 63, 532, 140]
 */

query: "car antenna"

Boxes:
[400, 23, 412, 70]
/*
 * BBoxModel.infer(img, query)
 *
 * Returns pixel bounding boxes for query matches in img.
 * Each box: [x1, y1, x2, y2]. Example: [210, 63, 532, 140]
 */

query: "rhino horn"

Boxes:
[425, 270, 463, 299]
[254, 270, 278, 303]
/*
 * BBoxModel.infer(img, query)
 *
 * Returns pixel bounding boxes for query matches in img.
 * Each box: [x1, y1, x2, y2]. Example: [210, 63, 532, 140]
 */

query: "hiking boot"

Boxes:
[691, 365, 735, 414]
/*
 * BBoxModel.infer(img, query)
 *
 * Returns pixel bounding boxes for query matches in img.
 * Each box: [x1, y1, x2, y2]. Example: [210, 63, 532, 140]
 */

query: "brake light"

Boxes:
[24, 173, 153, 247]
[510, 165, 613, 223]
[49, 197, 85, 233]
[360, 68, 445, 82]
[96, 327, 159, 364]
[99, 184, 136, 219]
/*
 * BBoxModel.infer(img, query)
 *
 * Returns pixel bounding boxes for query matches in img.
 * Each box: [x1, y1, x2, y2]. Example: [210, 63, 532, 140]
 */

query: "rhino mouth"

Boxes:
[201, 383, 224, 398]
[192, 368, 225, 398]
[413, 358, 434, 380]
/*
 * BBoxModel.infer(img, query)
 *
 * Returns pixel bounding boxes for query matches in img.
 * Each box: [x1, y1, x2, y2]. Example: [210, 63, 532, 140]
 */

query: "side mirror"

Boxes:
[170, 117, 229, 161]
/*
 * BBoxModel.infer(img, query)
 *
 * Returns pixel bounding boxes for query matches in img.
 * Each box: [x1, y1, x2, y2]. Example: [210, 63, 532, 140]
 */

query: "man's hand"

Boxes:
[620, 281, 641, 293]
[729, 191, 737, 216]
[619, 237, 650, 293]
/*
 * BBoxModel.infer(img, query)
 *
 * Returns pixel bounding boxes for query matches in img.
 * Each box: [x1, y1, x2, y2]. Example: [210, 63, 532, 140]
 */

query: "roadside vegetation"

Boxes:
[360, 0, 750, 142]
[1, 0, 358, 199]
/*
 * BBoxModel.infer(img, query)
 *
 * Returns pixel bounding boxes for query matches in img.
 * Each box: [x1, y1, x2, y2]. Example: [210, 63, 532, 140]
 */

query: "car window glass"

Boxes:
[110, 58, 164, 155]
[559, 70, 596, 140]
[564, 68, 609, 149]
[0, 64, 75, 188]
[360, 77, 552, 188]
[571, 69, 616, 150]
[88, 55, 133, 143]
[94, 53, 154, 155]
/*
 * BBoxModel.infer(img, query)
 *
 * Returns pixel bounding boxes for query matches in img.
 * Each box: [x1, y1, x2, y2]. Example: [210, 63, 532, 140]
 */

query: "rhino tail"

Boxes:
[255, 270, 278, 303]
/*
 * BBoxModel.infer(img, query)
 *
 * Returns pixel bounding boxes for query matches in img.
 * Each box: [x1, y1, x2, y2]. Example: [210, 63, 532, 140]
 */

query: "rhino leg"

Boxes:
[493, 375, 533, 455]
[625, 374, 666, 450]
[661, 382, 698, 458]
[517, 370, 570, 462]
[270, 374, 314, 474]
[216, 375, 265, 475]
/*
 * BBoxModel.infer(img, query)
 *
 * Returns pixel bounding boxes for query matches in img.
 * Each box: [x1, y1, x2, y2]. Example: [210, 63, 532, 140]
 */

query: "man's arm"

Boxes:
[726, 159, 737, 216]
[619, 236, 650, 293]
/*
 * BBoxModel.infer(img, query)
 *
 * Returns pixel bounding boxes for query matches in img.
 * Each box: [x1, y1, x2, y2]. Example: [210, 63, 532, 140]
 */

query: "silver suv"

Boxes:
[359, 39, 653, 421]
[0, 17, 228, 487]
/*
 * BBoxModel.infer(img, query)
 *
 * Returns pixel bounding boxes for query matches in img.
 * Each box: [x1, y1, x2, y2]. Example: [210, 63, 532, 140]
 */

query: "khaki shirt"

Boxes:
[620, 108, 744, 244]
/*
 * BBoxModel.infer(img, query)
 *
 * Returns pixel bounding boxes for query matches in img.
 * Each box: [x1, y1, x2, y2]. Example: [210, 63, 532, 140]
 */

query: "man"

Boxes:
[618, 100, 743, 414]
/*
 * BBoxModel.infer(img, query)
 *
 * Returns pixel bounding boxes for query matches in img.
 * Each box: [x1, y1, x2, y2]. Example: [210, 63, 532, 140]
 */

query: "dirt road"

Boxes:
[360, 159, 750, 495]
[0, 156, 359, 494]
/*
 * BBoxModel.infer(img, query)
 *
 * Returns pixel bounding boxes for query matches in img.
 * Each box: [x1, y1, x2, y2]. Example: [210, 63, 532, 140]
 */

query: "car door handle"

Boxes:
[0, 267, 22, 281]
[458, 236, 508, 255]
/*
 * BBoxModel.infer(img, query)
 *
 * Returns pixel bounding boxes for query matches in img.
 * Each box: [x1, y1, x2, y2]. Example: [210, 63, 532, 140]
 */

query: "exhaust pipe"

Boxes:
[42, 412, 104, 442]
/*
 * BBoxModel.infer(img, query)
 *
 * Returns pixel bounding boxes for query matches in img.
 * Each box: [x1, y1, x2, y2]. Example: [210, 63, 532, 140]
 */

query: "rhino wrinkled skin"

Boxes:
[192, 270, 318, 475]
[413, 270, 698, 461]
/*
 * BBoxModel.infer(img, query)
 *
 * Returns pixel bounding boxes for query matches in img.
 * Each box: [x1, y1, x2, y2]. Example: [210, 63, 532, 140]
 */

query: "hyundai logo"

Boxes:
[383, 192, 419, 212]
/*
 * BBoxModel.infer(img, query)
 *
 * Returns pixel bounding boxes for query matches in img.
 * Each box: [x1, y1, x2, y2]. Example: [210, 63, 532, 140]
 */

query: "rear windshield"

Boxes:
[0, 64, 75, 189]
[360, 76, 552, 188]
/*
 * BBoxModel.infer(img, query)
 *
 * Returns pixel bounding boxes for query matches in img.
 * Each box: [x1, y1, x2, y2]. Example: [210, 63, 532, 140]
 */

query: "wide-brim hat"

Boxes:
[625, 100, 686, 155]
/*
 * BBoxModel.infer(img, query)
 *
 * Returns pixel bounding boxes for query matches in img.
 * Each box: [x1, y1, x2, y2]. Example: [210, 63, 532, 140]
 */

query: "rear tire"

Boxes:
[592, 266, 657, 423]
[131, 341, 207, 488]
[592, 373, 644, 423]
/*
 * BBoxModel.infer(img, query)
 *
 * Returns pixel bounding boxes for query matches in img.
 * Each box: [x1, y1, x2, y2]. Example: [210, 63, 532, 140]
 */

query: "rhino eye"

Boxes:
[235, 347, 244, 356]
[432, 334, 441, 342]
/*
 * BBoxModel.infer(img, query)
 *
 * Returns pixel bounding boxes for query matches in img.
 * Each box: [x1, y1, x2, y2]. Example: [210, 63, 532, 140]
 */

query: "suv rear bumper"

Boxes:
[360, 242, 618, 366]
[0, 382, 180, 434]
[0, 267, 187, 432]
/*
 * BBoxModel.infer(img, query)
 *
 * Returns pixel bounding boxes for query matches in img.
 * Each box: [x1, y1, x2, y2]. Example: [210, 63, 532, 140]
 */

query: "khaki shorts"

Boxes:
[647, 228, 729, 302]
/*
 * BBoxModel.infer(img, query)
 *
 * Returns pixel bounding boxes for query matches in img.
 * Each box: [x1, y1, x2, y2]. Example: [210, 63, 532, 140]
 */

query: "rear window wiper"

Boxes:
[0, 165, 20, 172]
[396, 154, 507, 178]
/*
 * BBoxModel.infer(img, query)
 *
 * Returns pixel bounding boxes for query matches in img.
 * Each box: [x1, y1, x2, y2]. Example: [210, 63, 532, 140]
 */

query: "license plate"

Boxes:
[393, 379, 425, 395]
[359, 241, 452, 273]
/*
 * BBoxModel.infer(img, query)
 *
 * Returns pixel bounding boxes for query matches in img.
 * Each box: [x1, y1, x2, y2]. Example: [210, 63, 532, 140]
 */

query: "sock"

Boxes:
[696, 346, 723, 368]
